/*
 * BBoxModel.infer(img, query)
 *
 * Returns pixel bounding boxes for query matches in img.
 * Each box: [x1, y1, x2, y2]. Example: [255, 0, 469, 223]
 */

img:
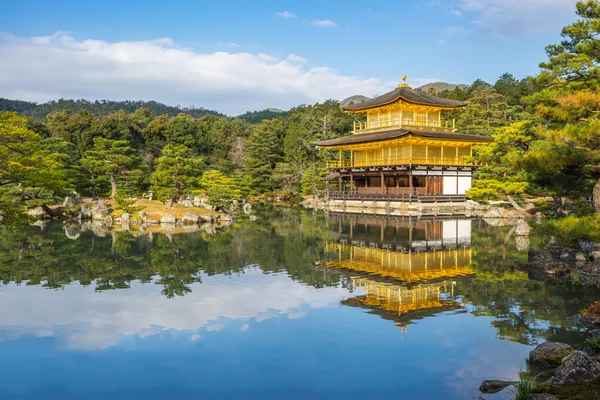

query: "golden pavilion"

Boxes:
[314, 79, 493, 202]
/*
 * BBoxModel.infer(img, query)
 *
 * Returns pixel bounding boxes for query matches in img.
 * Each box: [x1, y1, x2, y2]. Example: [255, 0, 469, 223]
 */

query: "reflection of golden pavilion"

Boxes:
[324, 216, 473, 284]
[324, 216, 471, 328]
[342, 279, 461, 332]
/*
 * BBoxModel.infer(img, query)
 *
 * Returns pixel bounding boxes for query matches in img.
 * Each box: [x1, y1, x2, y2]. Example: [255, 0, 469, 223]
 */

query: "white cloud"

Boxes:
[215, 42, 240, 48]
[0, 32, 391, 115]
[311, 19, 337, 27]
[439, 39, 447, 45]
[276, 11, 295, 18]
[457, 0, 579, 38]
[449, 9, 461, 15]
[0, 268, 349, 350]
[445, 26, 473, 35]
[286, 53, 306, 63]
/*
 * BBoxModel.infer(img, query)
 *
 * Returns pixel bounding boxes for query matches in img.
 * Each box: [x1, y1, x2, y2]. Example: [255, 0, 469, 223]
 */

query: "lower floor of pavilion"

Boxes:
[325, 166, 474, 202]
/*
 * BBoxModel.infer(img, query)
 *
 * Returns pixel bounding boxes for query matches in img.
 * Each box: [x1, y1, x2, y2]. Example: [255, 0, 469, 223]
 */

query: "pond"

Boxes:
[1, 207, 599, 400]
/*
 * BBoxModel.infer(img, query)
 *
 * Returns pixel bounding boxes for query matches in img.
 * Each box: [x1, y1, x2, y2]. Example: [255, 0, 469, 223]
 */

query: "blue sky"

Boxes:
[0, 0, 580, 114]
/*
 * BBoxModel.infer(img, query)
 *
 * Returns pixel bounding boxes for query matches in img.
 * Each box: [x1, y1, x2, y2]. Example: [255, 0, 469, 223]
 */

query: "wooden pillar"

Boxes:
[350, 171, 354, 193]
[381, 170, 385, 194]
[338, 175, 342, 192]
[409, 170, 413, 194]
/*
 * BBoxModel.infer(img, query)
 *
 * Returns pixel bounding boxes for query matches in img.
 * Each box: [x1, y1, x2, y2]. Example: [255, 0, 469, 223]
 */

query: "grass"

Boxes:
[92, 199, 214, 222]
[511, 374, 537, 400]
[541, 215, 600, 245]
[584, 336, 600, 353]
[535, 377, 600, 400]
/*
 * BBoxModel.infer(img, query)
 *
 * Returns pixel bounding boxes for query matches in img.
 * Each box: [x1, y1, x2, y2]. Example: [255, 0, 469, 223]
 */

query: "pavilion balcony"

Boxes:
[353, 117, 456, 134]
[327, 189, 468, 203]
[325, 156, 485, 169]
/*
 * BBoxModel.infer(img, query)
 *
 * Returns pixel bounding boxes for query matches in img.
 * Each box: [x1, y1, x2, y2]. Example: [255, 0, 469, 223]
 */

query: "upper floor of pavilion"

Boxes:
[341, 80, 468, 134]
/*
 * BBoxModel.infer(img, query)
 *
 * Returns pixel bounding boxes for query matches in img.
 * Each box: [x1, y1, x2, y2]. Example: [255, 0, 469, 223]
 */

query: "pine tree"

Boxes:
[150, 144, 205, 207]
[81, 138, 138, 198]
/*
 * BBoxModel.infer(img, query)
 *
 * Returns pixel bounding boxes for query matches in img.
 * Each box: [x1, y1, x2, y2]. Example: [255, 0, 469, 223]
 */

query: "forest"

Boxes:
[1, 0, 599, 230]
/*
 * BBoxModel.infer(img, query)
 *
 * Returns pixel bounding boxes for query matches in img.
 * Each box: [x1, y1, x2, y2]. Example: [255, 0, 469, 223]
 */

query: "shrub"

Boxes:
[585, 336, 600, 353]
[542, 215, 600, 244]
[511, 374, 537, 400]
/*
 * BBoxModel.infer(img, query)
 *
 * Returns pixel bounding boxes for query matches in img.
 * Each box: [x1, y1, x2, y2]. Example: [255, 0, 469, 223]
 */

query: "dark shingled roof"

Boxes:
[341, 86, 468, 111]
[313, 129, 494, 147]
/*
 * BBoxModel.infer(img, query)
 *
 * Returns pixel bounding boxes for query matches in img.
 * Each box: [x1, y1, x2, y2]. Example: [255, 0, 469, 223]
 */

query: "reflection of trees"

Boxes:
[460, 219, 599, 345]
[2, 211, 600, 348]
[0, 207, 343, 298]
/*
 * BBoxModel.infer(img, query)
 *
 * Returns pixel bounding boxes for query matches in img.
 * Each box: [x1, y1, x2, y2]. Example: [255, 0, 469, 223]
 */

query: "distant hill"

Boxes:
[0, 98, 224, 120]
[237, 108, 289, 124]
[340, 95, 370, 107]
[416, 82, 468, 94]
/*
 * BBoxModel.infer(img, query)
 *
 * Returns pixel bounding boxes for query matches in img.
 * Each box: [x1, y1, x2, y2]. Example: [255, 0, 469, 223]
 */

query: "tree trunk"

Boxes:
[41, 204, 62, 219]
[91, 171, 97, 201]
[110, 174, 118, 198]
[591, 166, 600, 214]
[166, 183, 180, 209]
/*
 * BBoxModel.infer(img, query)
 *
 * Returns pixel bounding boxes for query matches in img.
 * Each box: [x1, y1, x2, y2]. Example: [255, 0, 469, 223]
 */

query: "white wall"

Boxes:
[443, 176, 457, 195]
[457, 176, 472, 195]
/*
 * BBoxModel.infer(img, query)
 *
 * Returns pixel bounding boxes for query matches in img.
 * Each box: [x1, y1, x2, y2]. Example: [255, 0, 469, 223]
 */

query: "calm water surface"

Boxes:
[1, 207, 599, 400]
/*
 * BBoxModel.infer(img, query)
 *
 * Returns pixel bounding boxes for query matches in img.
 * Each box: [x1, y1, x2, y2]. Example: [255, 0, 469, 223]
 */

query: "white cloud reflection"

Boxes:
[0, 268, 348, 350]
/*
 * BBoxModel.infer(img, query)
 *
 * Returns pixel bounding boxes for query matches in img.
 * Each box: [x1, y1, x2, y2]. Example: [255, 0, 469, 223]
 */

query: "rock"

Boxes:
[515, 220, 530, 236]
[79, 205, 92, 220]
[63, 196, 79, 207]
[160, 214, 177, 224]
[547, 350, 600, 385]
[182, 212, 200, 224]
[479, 379, 513, 394]
[161, 222, 176, 231]
[139, 211, 148, 222]
[91, 221, 107, 237]
[147, 219, 159, 225]
[91, 200, 109, 220]
[27, 206, 49, 220]
[504, 209, 530, 223]
[105, 215, 114, 227]
[590, 329, 600, 338]
[530, 342, 573, 367]
[199, 214, 213, 223]
[528, 394, 559, 400]
[193, 196, 202, 207]
[515, 236, 530, 252]
[180, 200, 193, 207]
[63, 225, 81, 240]
[121, 222, 130, 231]
[249, 215, 257, 221]
[243, 203, 252, 215]
[483, 207, 504, 219]
[121, 212, 130, 222]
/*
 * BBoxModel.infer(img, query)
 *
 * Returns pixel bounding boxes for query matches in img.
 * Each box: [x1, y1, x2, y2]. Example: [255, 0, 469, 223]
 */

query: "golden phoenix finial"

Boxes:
[398, 75, 410, 88]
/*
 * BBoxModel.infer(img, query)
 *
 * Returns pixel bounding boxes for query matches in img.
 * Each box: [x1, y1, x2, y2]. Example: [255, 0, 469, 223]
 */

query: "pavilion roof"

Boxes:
[313, 129, 494, 147]
[341, 86, 468, 112]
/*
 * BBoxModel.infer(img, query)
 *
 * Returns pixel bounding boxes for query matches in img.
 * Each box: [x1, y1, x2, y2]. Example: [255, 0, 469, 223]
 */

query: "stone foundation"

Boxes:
[303, 198, 488, 217]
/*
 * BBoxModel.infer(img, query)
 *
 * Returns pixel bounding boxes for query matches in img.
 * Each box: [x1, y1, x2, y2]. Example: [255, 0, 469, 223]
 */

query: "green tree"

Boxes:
[522, 0, 600, 213]
[0, 112, 72, 220]
[467, 122, 537, 201]
[81, 138, 138, 198]
[199, 169, 241, 208]
[151, 144, 205, 207]
[245, 119, 284, 192]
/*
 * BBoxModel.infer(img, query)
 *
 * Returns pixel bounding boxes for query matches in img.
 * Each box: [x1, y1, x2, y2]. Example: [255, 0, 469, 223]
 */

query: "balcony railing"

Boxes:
[327, 189, 468, 202]
[354, 117, 456, 133]
[326, 156, 485, 169]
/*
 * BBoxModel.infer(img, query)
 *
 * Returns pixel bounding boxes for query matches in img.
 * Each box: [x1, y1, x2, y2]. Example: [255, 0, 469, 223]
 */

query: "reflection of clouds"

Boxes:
[0, 268, 347, 350]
